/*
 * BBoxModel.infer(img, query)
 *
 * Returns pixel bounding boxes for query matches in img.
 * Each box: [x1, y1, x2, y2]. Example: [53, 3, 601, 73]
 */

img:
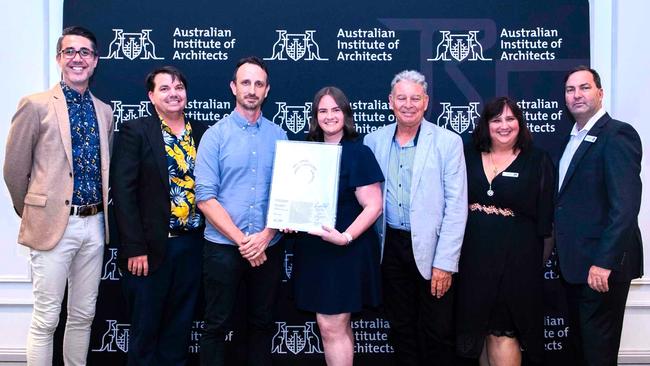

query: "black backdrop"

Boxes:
[55, 0, 589, 364]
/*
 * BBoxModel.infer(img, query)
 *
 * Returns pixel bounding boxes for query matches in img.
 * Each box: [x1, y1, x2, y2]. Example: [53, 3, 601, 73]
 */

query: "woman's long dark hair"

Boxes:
[472, 96, 532, 152]
[307, 86, 358, 142]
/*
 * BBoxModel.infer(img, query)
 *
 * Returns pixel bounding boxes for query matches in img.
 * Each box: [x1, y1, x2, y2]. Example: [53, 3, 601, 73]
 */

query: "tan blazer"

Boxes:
[3, 84, 113, 250]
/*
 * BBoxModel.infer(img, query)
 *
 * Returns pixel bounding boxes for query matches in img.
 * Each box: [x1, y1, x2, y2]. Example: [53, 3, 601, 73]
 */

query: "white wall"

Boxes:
[0, 0, 648, 363]
[0, 0, 48, 361]
[608, 0, 650, 364]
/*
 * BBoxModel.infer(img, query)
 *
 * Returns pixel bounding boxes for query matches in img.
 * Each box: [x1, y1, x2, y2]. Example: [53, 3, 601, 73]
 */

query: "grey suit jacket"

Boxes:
[364, 119, 467, 279]
[4, 84, 113, 250]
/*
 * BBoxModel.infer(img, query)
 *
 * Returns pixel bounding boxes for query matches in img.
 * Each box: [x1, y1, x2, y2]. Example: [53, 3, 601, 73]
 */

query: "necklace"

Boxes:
[486, 150, 516, 197]
[487, 152, 496, 196]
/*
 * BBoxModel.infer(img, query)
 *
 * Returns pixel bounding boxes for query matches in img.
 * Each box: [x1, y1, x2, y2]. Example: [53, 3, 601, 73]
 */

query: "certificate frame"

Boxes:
[266, 140, 342, 232]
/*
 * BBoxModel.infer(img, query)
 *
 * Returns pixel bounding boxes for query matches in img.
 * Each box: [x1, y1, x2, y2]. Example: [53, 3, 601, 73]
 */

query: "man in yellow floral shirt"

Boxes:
[110, 66, 208, 365]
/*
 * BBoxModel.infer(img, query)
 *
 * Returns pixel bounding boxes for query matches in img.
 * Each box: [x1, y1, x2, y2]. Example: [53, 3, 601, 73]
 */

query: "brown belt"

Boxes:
[469, 203, 515, 217]
[70, 203, 103, 217]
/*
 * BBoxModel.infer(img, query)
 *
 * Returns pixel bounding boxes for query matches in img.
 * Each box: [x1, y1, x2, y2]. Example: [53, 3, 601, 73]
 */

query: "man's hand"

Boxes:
[247, 251, 268, 268]
[128, 255, 149, 276]
[430, 267, 452, 298]
[587, 265, 611, 292]
[239, 228, 275, 261]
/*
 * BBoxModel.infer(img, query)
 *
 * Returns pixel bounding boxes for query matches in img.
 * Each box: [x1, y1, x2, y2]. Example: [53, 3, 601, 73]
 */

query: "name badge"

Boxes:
[502, 171, 519, 178]
[585, 135, 597, 143]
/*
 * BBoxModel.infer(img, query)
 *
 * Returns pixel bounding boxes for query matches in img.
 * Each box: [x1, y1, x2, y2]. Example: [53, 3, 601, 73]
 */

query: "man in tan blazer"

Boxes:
[3, 26, 113, 366]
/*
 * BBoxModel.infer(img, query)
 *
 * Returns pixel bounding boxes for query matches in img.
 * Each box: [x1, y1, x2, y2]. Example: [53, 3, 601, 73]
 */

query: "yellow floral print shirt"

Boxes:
[161, 118, 201, 231]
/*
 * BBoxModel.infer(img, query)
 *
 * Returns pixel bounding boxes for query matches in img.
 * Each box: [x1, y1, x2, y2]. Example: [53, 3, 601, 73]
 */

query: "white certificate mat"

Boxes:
[267, 140, 342, 232]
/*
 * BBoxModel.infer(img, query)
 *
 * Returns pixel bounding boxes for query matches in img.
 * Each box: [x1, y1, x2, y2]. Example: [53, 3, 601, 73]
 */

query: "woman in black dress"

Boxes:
[292, 86, 384, 366]
[456, 97, 554, 366]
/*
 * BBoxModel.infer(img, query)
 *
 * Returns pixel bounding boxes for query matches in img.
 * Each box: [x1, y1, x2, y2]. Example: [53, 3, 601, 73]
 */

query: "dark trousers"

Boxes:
[382, 228, 456, 366]
[200, 241, 283, 366]
[122, 232, 202, 366]
[563, 279, 631, 366]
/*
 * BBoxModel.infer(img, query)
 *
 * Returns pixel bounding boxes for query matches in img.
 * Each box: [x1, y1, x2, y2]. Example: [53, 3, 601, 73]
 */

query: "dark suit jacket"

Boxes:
[555, 113, 643, 284]
[110, 115, 207, 272]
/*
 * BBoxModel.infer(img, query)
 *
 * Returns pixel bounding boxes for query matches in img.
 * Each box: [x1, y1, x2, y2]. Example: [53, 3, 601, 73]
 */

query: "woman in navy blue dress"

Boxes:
[292, 86, 384, 366]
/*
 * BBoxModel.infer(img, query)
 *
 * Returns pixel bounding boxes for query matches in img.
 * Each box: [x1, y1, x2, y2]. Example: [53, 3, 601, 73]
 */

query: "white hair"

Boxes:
[390, 70, 428, 93]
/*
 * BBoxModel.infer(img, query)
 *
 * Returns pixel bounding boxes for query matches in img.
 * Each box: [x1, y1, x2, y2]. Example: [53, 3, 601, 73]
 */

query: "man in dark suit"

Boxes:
[555, 66, 643, 366]
[110, 66, 207, 365]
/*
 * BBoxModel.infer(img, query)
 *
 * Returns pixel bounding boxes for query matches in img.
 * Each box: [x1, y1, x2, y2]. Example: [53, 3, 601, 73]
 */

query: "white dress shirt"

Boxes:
[558, 108, 606, 190]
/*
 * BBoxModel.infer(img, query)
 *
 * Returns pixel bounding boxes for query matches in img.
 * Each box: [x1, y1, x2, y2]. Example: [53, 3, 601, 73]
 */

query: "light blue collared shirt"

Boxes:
[194, 110, 287, 246]
[385, 129, 419, 231]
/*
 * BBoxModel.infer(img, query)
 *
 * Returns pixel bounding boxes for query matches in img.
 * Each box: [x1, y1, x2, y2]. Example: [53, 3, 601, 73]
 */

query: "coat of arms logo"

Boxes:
[101, 248, 121, 281]
[428, 31, 491, 62]
[272, 102, 312, 134]
[436, 102, 481, 134]
[111, 101, 152, 131]
[283, 251, 293, 282]
[271, 322, 323, 354]
[93, 320, 130, 353]
[265, 30, 328, 61]
[101, 29, 164, 60]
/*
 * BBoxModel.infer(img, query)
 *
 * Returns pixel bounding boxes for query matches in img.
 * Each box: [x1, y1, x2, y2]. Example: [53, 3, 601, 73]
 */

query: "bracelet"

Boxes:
[342, 232, 353, 245]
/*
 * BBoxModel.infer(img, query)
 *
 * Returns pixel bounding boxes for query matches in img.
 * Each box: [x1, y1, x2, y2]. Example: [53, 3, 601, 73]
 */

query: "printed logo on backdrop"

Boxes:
[101, 29, 164, 60]
[93, 320, 130, 353]
[101, 248, 121, 281]
[272, 322, 323, 354]
[351, 317, 394, 354]
[272, 102, 312, 134]
[93, 320, 231, 354]
[282, 251, 293, 282]
[499, 27, 562, 61]
[336, 28, 400, 61]
[428, 31, 491, 62]
[265, 30, 328, 61]
[112, 101, 152, 131]
[436, 102, 481, 135]
[185, 99, 231, 123]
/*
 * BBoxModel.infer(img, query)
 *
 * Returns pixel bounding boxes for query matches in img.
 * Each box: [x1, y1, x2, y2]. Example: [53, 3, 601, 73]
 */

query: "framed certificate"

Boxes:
[267, 140, 342, 232]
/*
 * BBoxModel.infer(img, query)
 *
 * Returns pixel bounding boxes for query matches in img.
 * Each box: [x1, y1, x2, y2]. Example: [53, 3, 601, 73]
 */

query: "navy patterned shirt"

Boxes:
[61, 81, 103, 205]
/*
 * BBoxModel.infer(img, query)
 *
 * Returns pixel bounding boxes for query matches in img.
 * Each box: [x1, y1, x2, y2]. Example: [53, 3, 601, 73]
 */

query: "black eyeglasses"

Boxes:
[59, 47, 96, 59]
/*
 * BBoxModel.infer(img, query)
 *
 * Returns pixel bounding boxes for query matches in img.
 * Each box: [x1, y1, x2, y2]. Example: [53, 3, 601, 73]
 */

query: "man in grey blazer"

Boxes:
[364, 70, 467, 365]
[4, 26, 113, 365]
